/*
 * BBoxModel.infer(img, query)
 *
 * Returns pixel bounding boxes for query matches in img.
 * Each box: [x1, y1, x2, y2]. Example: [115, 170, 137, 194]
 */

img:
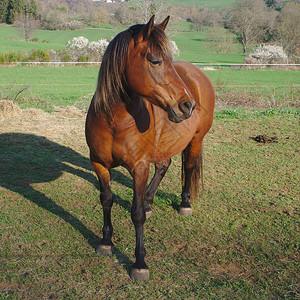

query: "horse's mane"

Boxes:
[93, 24, 172, 118]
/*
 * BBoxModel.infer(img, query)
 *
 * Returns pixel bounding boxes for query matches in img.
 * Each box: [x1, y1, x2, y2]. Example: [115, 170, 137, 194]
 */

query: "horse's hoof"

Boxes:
[96, 244, 113, 255]
[130, 268, 149, 281]
[145, 208, 152, 220]
[179, 207, 192, 217]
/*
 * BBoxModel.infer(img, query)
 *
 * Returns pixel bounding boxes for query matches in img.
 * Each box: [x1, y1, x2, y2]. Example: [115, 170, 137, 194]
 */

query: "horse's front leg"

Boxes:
[130, 161, 150, 281]
[91, 159, 114, 255]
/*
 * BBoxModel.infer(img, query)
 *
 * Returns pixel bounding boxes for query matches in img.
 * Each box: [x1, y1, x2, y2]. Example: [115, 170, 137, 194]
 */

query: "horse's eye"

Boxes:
[147, 52, 162, 66]
[151, 59, 162, 66]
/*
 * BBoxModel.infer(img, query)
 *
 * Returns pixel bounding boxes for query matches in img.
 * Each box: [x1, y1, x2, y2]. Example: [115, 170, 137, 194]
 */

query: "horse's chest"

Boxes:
[150, 119, 197, 162]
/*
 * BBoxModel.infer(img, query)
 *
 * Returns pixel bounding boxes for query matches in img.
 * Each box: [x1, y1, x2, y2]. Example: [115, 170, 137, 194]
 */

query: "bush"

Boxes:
[28, 49, 50, 62]
[244, 45, 289, 65]
[66, 36, 109, 62]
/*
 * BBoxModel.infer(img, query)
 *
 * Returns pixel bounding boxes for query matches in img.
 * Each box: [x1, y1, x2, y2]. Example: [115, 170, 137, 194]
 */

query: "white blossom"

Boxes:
[244, 45, 288, 64]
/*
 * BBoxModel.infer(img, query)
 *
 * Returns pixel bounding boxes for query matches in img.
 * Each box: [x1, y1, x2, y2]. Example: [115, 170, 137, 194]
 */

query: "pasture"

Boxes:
[171, 0, 236, 9]
[0, 65, 298, 111]
[0, 63, 299, 298]
[0, 101, 299, 298]
[0, 25, 245, 63]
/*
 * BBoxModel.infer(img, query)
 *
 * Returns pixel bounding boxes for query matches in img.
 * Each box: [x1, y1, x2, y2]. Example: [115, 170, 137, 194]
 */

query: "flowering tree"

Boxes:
[244, 45, 288, 64]
[66, 36, 109, 62]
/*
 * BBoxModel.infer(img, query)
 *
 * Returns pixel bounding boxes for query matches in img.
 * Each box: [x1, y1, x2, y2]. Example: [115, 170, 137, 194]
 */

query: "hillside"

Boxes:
[171, 0, 236, 9]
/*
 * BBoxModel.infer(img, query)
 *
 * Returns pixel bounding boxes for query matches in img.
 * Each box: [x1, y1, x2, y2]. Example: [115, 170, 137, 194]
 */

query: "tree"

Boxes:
[275, 1, 300, 59]
[14, 0, 39, 41]
[14, 13, 39, 41]
[227, 0, 277, 53]
[209, 23, 235, 54]
[128, 0, 171, 24]
[0, 0, 9, 23]
[6, 0, 16, 24]
[91, 7, 109, 27]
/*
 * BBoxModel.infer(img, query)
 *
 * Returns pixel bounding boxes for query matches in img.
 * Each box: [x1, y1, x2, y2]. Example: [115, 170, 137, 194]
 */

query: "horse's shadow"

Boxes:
[0, 133, 180, 271]
[0, 133, 137, 270]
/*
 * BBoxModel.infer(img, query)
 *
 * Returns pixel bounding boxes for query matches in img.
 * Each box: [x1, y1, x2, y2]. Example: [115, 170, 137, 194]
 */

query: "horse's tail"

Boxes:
[181, 147, 204, 202]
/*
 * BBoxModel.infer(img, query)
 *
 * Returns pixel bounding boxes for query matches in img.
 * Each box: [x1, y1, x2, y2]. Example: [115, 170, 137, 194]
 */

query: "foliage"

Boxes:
[128, 0, 172, 24]
[1, 0, 38, 24]
[244, 45, 288, 64]
[274, 1, 300, 60]
[39, 9, 86, 31]
[14, 13, 39, 41]
[66, 36, 109, 62]
[226, 0, 277, 53]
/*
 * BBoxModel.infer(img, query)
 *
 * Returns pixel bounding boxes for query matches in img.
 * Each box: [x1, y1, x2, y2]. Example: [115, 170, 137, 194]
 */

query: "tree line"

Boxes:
[0, 0, 38, 24]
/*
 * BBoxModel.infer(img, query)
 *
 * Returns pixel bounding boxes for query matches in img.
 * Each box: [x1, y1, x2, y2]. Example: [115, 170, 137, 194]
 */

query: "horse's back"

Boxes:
[173, 61, 215, 137]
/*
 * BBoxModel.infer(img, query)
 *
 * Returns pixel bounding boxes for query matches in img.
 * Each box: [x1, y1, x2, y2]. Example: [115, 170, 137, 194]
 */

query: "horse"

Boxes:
[85, 15, 215, 281]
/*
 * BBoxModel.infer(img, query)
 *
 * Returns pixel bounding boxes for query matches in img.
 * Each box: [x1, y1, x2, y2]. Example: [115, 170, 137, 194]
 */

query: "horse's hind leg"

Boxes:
[180, 139, 203, 216]
[91, 159, 113, 255]
[144, 159, 171, 219]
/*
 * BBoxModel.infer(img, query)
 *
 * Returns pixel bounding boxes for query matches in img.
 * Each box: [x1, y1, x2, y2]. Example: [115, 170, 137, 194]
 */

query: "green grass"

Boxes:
[0, 65, 299, 111]
[0, 26, 123, 53]
[0, 110, 299, 298]
[0, 24, 246, 63]
[171, 0, 236, 9]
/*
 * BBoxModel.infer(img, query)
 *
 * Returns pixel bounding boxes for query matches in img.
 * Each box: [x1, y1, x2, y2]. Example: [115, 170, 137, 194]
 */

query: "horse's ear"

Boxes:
[158, 16, 170, 31]
[143, 15, 155, 41]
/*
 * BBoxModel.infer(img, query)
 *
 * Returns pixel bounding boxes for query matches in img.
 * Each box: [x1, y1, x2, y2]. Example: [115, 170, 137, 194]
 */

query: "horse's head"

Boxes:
[126, 16, 195, 123]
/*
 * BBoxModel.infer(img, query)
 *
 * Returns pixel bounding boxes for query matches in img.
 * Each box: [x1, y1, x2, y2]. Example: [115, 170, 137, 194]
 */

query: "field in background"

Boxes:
[0, 65, 298, 112]
[0, 24, 245, 64]
[171, 0, 236, 8]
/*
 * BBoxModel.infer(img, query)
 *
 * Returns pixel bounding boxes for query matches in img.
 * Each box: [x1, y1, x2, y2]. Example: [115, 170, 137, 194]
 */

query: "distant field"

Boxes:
[0, 24, 245, 63]
[171, 0, 236, 8]
[0, 26, 122, 53]
[0, 65, 299, 111]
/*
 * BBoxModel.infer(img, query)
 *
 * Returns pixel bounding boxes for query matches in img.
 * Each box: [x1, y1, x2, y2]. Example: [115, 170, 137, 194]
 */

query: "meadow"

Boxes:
[171, 0, 236, 9]
[0, 101, 299, 298]
[0, 24, 245, 64]
[0, 65, 299, 112]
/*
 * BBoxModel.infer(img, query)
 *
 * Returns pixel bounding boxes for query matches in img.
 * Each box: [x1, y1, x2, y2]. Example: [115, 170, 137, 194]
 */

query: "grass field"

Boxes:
[171, 0, 236, 9]
[0, 104, 299, 298]
[0, 65, 299, 112]
[0, 24, 245, 63]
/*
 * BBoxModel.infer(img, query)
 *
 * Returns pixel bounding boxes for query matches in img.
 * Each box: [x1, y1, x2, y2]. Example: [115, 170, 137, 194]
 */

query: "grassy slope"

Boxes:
[171, 0, 236, 8]
[0, 25, 245, 63]
[0, 111, 298, 299]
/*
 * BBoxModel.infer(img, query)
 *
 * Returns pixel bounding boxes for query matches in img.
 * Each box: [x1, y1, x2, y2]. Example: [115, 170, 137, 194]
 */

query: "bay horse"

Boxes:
[85, 15, 215, 281]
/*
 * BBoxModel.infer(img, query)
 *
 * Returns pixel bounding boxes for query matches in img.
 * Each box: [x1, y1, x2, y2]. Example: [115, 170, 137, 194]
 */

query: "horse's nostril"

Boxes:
[183, 101, 193, 110]
[180, 101, 193, 115]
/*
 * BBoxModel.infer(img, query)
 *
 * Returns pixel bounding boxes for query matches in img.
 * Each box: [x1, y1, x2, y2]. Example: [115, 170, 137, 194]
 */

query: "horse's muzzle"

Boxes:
[167, 101, 195, 123]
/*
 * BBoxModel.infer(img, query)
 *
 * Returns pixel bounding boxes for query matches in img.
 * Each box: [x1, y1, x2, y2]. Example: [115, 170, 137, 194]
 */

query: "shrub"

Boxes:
[66, 36, 109, 62]
[171, 41, 180, 57]
[28, 49, 50, 62]
[244, 45, 289, 65]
